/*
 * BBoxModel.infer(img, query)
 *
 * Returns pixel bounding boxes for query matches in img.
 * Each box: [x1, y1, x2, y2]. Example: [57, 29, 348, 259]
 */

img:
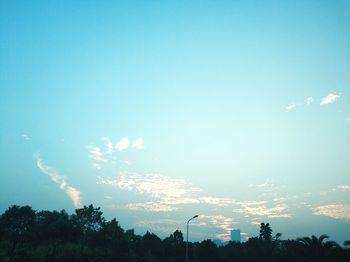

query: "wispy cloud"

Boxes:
[306, 97, 313, 105]
[250, 181, 276, 190]
[197, 215, 236, 241]
[199, 215, 236, 232]
[320, 93, 340, 105]
[98, 173, 201, 210]
[92, 163, 102, 170]
[198, 197, 237, 206]
[87, 137, 146, 170]
[313, 204, 350, 221]
[98, 173, 292, 220]
[21, 134, 30, 140]
[249, 181, 279, 195]
[286, 103, 297, 112]
[115, 137, 130, 151]
[126, 202, 178, 212]
[336, 185, 350, 191]
[101, 137, 114, 154]
[87, 145, 107, 163]
[346, 118, 350, 122]
[233, 202, 292, 218]
[36, 158, 82, 208]
[135, 219, 183, 233]
[132, 138, 144, 149]
[250, 217, 263, 225]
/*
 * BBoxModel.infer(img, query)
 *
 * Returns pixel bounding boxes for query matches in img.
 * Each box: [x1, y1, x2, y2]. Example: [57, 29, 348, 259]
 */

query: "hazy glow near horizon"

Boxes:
[1, 0, 350, 243]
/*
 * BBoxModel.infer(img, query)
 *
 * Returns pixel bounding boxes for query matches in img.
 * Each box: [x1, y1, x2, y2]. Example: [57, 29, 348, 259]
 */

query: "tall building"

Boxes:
[230, 229, 241, 242]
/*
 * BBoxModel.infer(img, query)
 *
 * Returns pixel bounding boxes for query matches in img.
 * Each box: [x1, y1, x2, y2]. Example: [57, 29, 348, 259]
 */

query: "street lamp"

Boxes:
[186, 215, 199, 262]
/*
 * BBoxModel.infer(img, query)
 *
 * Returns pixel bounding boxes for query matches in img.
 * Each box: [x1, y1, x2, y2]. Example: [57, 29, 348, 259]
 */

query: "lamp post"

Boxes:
[186, 215, 198, 262]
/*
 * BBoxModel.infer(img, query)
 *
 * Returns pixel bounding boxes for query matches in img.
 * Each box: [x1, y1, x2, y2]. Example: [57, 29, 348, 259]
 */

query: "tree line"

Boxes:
[0, 204, 349, 262]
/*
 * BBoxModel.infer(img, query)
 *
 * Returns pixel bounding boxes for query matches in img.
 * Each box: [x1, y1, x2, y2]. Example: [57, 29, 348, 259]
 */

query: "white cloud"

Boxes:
[92, 163, 102, 170]
[313, 204, 350, 221]
[132, 138, 144, 149]
[98, 173, 292, 220]
[337, 185, 350, 191]
[21, 134, 30, 140]
[106, 142, 114, 154]
[98, 173, 201, 208]
[306, 97, 313, 105]
[115, 137, 130, 151]
[126, 202, 178, 212]
[36, 158, 82, 208]
[250, 217, 262, 225]
[87, 145, 107, 163]
[197, 215, 237, 241]
[320, 93, 340, 105]
[250, 181, 276, 190]
[101, 137, 114, 154]
[233, 202, 292, 218]
[135, 219, 183, 233]
[199, 197, 237, 206]
[346, 118, 350, 122]
[286, 103, 296, 112]
[199, 215, 236, 232]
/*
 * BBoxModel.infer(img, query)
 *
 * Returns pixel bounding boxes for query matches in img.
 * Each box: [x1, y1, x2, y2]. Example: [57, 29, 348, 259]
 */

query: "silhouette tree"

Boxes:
[35, 209, 79, 260]
[0, 205, 36, 258]
[1, 205, 349, 262]
[196, 239, 221, 262]
[72, 204, 105, 253]
[297, 234, 339, 262]
[259, 222, 272, 241]
[163, 230, 185, 262]
[73, 204, 105, 232]
[141, 231, 162, 261]
[97, 218, 127, 260]
[125, 229, 142, 261]
[344, 240, 350, 248]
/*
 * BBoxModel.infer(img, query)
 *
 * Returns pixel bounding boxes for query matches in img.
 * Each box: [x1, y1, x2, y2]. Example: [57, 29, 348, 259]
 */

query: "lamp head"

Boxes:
[193, 215, 199, 219]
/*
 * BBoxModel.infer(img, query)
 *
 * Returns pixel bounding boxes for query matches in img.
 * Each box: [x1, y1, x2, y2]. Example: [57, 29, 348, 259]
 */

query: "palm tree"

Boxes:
[297, 234, 339, 261]
[344, 240, 350, 248]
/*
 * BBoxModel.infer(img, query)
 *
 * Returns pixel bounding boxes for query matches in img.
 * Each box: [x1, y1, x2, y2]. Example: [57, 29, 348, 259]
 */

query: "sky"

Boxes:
[1, 0, 350, 244]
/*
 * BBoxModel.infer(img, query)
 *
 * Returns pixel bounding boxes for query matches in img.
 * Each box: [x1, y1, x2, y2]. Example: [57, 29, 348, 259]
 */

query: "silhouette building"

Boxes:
[230, 229, 241, 242]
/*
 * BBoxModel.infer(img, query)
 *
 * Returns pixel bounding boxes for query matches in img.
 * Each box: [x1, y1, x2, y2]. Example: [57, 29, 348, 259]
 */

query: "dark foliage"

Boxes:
[0, 205, 349, 262]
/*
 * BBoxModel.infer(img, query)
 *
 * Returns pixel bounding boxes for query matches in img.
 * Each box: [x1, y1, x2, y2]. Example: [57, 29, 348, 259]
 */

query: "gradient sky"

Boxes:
[1, 0, 350, 244]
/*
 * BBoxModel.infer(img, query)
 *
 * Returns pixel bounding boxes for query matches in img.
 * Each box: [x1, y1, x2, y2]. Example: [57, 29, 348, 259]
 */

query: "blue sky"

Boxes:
[1, 0, 350, 243]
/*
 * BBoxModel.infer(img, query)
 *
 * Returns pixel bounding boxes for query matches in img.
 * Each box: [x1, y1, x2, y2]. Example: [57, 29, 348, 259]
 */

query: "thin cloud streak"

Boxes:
[126, 202, 178, 212]
[286, 103, 296, 112]
[135, 219, 183, 233]
[36, 158, 82, 208]
[87, 145, 107, 163]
